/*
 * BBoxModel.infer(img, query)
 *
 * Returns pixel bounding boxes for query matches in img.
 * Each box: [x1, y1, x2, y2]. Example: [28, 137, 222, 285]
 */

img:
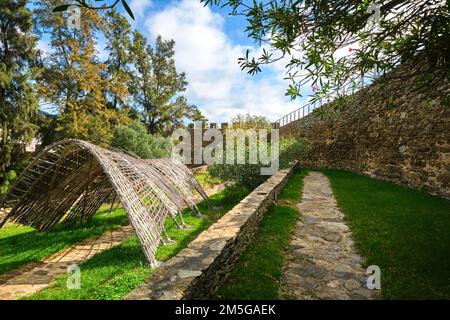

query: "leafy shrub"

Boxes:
[0, 146, 31, 198]
[209, 163, 264, 189]
[111, 121, 172, 159]
[0, 170, 17, 197]
[279, 137, 311, 168]
[0, 154, 30, 198]
[209, 137, 310, 189]
[231, 114, 272, 130]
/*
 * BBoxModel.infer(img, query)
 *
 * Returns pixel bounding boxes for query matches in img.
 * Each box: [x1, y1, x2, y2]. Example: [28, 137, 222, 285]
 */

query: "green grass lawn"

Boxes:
[25, 185, 249, 300]
[322, 169, 450, 299]
[6, 167, 448, 300]
[194, 171, 222, 189]
[0, 206, 129, 275]
[216, 168, 308, 299]
[0, 172, 218, 276]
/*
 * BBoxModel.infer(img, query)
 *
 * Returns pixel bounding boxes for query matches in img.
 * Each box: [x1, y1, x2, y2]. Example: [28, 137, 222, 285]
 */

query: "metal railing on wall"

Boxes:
[275, 69, 381, 128]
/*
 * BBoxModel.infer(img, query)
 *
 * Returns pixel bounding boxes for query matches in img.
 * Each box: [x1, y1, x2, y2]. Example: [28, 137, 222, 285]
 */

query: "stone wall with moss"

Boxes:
[280, 65, 450, 198]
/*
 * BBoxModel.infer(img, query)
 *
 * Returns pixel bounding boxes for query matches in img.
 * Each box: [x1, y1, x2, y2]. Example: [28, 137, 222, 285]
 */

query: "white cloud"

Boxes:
[37, 38, 51, 57]
[144, 0, 299, 123]
[130, 0, 154, 18]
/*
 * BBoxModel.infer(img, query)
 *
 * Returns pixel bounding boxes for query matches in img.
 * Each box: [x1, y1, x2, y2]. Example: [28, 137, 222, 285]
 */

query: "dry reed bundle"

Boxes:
[0, 139, 209, 266]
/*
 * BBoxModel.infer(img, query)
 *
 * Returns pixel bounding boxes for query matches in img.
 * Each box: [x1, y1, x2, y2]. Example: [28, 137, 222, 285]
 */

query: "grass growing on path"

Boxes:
[322, 169, 450, 299]
[0, 208, 129, 275]
[216, 168, 308, 299]
[26, 185, 249, 300]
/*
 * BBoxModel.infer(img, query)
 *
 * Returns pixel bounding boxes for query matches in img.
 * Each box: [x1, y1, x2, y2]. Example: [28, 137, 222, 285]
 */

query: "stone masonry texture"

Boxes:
[280, 64, 450, 198]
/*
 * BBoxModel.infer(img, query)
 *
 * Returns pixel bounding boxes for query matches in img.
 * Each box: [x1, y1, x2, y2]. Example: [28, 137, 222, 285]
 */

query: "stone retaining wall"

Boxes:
[124, 164, 296, 300]
[280, 64, 450, 198]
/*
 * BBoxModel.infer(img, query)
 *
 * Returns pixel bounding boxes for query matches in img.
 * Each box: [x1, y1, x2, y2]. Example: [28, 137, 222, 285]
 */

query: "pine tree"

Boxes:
[35, 1, 129, 146]
[129, 32, 204, 135]
[0, 0, 39, 193]
[103, 9, 131, 111]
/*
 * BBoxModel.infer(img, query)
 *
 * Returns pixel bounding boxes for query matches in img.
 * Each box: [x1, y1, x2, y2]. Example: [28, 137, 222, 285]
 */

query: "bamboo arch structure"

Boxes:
[0, 139, 208, 266]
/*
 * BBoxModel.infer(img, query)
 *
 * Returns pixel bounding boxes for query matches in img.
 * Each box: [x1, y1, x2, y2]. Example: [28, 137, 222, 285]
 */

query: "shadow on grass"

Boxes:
[321, 169, 450, 299]
[0, 209, 129, 275]
[216, 168, 309, 299]
[25, 184, 250, 300]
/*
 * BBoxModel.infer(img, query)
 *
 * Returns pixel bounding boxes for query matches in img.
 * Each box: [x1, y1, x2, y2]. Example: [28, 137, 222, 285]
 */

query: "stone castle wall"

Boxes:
[280, 65, 450, 198]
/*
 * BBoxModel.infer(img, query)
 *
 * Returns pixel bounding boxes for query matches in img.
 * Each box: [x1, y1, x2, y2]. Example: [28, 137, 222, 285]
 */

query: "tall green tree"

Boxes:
[129, 31, 204, 135]
[103, 9, 132, 110]
[35, 0, 129, 146]
[0, 0, 40, 193]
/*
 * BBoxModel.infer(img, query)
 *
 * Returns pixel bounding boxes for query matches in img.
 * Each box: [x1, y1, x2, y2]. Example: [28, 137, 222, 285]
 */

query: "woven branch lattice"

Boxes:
[147, 158, 208, 213]
[0, 139, 208, 266]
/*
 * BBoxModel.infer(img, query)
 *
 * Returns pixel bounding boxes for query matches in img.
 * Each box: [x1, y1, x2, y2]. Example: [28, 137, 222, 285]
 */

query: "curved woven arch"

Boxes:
[0, 139, 208, 266]
[147, 158, 208, 213]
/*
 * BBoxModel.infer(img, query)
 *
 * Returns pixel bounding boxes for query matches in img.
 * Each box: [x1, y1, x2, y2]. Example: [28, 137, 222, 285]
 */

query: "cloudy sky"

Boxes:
[129, 0, 313, 123]
[40, 0, 313, 123]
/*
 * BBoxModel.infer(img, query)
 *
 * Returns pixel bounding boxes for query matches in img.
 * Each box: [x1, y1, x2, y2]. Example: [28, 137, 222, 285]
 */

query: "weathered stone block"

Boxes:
[279, 64, 450, 199]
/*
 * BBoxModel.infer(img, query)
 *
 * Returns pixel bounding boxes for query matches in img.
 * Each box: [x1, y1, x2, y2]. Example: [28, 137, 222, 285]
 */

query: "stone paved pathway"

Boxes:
[282, 172, 375, 300]
[0, 226, 134, 300]
[0, 181, 225, 300]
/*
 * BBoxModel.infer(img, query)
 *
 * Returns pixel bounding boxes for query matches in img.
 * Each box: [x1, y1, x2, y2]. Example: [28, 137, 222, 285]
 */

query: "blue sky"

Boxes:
[39, 0, 312, 123]
[126, 0, 309, 122]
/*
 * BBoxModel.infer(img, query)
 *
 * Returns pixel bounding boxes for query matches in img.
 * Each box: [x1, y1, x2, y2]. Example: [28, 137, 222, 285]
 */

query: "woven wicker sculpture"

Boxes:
[0, 139, 208, 266]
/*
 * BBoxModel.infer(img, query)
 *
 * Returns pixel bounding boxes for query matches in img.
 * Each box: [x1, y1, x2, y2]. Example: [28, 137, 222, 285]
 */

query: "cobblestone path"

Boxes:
[0, 226, 134, 300]
[282, 172, 375, 300]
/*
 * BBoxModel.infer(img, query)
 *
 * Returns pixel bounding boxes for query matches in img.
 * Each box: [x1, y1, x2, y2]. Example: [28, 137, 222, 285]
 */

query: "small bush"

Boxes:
[209, 163, 264, 189]
[209, 137, 310, 189]
[279, 137, 311, 168]
[111, 122, 172, 159]
[0, 170, 16, 196]
[0, 152, 30, 198]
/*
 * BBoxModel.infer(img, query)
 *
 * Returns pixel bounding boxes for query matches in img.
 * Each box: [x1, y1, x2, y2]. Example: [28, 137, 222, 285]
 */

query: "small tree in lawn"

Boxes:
[112, 121, 172, 159]
[209, 114, 309, 188]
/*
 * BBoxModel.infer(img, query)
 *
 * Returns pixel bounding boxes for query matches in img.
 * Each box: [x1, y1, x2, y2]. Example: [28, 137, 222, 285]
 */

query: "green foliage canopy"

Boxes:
[111, 121, 172, 159]
[202, 0, 450, 100]
[0, 0, 40, 195]
[129, 32, 205, 135]
[209, 115, 310, 188]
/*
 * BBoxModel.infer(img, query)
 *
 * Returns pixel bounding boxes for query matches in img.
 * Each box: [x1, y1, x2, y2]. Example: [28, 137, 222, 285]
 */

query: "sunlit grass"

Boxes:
[194, 171, 222, 189]
[323, 169, 450, 299]
[25, 185, 249, 300]
[0, 209, 129, 275]
[216, 168, 308, 299]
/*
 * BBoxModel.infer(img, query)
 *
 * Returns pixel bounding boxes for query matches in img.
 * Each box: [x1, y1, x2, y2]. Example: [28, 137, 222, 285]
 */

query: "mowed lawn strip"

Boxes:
[322, 169, 450, 299]
[25, 185, 249, 300]
[0, 207, 129, 275]
[0, 172, 217, 276]
[216, 168, 308, 299]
